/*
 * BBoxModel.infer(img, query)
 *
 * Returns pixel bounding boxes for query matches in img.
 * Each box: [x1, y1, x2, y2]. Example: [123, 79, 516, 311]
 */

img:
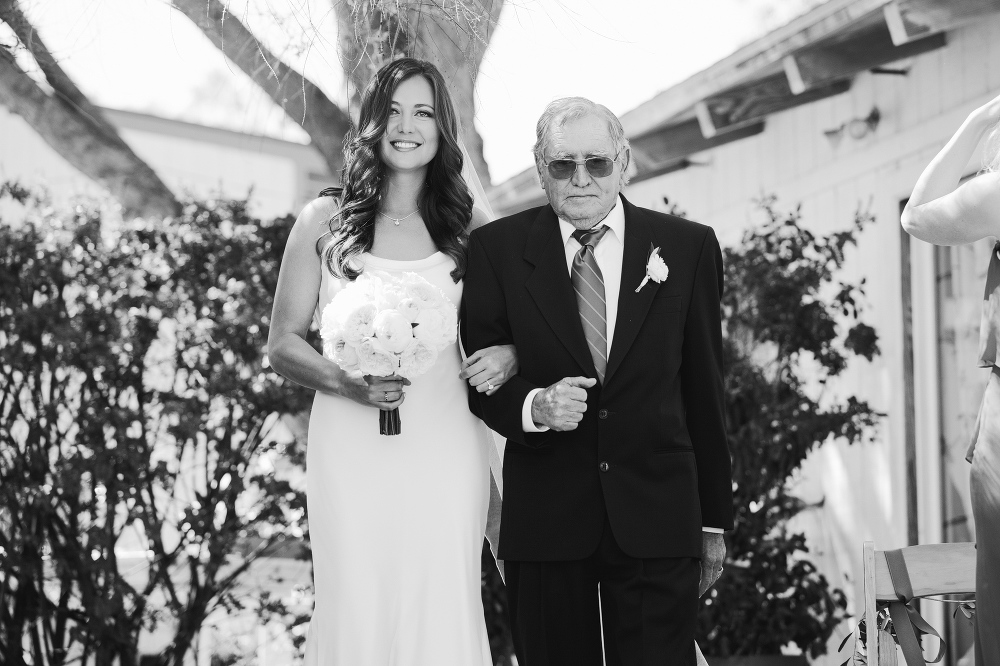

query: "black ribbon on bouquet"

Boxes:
[883, 549, 946, 666]
[380, 407, 401, 436]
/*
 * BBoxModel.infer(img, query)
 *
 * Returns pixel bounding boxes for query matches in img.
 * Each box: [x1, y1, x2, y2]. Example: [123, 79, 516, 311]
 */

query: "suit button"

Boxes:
[599, 461, 610, 472]
[598, 409, 609, 419]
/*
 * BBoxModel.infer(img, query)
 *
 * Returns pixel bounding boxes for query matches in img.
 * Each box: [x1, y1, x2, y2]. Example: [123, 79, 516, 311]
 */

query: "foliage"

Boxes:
[0, 183, 312, 666]
[695, 196, 883, 657]
[0, 183, 515, 665]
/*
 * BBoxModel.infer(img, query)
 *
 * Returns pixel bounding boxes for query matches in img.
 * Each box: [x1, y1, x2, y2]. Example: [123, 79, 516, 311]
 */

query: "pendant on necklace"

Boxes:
[380, 210, 419, 226]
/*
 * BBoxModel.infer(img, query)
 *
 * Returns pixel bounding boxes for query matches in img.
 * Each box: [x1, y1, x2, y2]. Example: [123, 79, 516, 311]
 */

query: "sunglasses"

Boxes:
[543, 150, 622, 180]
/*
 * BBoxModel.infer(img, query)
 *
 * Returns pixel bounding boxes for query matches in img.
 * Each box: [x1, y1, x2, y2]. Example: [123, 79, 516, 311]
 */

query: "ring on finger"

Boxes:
[384, 391, 390, 402]
[487, 380, 495, 391]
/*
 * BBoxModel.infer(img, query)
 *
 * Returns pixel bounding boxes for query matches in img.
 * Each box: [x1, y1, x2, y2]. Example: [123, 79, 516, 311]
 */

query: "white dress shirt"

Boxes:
[520, 197, 624, 432]
[517, 196, 723, 534]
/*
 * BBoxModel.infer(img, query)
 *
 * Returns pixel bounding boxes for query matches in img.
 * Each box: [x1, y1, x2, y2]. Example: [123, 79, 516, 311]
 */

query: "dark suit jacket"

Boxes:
[462, 195, 734, 562]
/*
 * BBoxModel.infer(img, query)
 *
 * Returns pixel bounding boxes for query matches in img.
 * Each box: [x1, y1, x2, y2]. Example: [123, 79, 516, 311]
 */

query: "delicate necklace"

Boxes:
[378, 209, 419, 226]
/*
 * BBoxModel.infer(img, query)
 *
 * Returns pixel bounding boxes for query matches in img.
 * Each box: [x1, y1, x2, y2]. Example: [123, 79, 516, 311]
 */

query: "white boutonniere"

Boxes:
[635, 245, 668, 293]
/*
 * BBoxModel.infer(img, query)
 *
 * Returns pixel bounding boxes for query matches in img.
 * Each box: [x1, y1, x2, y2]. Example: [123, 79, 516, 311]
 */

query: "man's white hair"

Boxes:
[533, 97, 631, 185]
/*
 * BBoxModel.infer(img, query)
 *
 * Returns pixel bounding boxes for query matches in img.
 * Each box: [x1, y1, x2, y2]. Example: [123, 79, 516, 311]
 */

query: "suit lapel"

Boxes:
[606, 197, 659, 385]
[524, 206, 597, 377]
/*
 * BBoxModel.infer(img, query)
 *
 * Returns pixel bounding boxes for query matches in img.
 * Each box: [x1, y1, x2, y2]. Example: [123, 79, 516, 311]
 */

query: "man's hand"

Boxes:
[530, 376, 597, 431]
[698, 532, 726, 597]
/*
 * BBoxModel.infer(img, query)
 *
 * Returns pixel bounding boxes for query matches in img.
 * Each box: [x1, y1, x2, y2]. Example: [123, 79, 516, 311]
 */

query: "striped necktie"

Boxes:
[571, 225, 610, 383]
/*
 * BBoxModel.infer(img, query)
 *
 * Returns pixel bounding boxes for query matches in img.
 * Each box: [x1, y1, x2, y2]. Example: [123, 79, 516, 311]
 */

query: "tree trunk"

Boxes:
[333, 0, 503, 186]
[0, 1, 180, 219]
[170, 0, 353, 178]
[163, 589, 210, 666]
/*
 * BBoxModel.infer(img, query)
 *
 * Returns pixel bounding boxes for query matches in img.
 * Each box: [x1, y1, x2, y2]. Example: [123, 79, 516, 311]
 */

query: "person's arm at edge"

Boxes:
[901, 95, 1000, 245]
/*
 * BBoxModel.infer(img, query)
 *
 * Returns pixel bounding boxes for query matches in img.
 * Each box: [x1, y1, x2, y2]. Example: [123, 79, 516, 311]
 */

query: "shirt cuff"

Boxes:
[522, 388, 550, 432]
[702, 527, 725, 533]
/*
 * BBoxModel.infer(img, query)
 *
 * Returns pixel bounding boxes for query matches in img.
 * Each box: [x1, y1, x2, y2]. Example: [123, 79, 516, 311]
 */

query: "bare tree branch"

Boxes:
[170, 0, 352, 178]
[2, 0, 98, 121]
[0, 1, 181, 219]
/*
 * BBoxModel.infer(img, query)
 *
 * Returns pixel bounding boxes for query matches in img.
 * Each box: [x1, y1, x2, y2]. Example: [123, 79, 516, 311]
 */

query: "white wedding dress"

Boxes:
[302, 251, 493, 665]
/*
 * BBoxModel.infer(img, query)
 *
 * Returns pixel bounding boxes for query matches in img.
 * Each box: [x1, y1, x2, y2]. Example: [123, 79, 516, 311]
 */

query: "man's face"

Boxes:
[538, 113, 625, 230]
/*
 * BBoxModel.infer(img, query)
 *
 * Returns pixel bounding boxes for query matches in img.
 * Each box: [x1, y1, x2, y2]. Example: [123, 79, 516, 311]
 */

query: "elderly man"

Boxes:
[462, 97, 734, 665]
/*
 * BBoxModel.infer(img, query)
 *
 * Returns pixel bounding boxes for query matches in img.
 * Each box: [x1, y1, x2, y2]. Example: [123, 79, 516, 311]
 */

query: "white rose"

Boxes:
[374, 285, 407, 311]
[646, 248, 669, 282]
[356, 336, 397, 377]
[397, 338, 419, 377]
[322, 282, 370, 339]
[635, 247, 670, 293]
[396, 297, 421, 323]
[319, 301, 341, 341]
[403, 276, 444, 306]
[398, 271, 428, 292]
[324, 336, 360, 371]
[341, 303, 377, 345]
[372, 309, 414, 353]
[437, 303, 458, 344]
[398, 339, 438, 379]
[352, 271, 384, 302]
[413, 308, 446, 346]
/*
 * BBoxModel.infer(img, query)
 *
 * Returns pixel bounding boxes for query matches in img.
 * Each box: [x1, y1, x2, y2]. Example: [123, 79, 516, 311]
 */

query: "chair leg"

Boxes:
[864, 541, 878, 666]
[878, 628, 899, 666]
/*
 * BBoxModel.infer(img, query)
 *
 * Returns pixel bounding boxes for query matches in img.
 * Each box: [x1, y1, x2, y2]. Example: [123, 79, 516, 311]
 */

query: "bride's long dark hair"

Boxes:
[322, 58, 474, 282]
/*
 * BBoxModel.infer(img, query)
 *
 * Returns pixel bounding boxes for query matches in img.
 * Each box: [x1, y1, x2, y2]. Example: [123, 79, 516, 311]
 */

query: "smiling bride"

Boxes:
[266, 58, 516, 664]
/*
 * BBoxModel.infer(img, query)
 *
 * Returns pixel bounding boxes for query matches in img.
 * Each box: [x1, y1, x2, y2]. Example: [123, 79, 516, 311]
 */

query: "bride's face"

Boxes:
[380, 76, 440, 174]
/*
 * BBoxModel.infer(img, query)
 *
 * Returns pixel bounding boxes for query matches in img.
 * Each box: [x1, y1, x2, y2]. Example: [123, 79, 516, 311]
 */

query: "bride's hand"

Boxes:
[347, 374, 411, 410]
[460, 344, 518, 396]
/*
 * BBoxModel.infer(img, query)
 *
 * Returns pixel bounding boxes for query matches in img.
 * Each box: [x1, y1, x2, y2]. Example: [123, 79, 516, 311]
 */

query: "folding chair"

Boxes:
[862, 541, 976, 666]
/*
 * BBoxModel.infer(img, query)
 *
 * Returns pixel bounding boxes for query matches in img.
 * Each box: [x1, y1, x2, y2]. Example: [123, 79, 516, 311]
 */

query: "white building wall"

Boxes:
[0, 107, 329, 220]
[117, 128, 299, 219]
[624, 15, 1000, 663]
[0, 106, 109, 203]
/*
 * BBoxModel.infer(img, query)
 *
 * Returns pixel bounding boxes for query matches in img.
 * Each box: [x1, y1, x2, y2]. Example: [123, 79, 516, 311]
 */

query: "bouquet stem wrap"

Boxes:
[380, 408, 402, 436]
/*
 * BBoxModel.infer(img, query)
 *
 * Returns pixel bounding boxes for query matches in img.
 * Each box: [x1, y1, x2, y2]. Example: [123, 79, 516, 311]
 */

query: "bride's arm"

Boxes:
[459, 208, 518, 395]
[268, 198, 404, 408]
[901, 92, 1000, 245]
[268, 198, 352, 394]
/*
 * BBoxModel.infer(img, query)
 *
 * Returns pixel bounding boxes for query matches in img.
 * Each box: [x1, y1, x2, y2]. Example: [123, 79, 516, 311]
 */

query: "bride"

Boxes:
[267, 57, 514, 664]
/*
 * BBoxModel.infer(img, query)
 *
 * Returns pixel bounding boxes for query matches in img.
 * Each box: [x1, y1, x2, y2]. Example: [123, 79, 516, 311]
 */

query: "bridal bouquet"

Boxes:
[319, 270, 457, 435]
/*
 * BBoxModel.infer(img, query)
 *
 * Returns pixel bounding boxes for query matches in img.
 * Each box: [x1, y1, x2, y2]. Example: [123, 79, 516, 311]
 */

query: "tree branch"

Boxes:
[170, 0, 351, 178]
[0, 1, 181, 219]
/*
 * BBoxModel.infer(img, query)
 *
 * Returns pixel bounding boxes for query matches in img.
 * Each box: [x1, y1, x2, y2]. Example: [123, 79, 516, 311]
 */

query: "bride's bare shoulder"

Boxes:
[288, 195, 341, 248]
[298, 196, 341, 228]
